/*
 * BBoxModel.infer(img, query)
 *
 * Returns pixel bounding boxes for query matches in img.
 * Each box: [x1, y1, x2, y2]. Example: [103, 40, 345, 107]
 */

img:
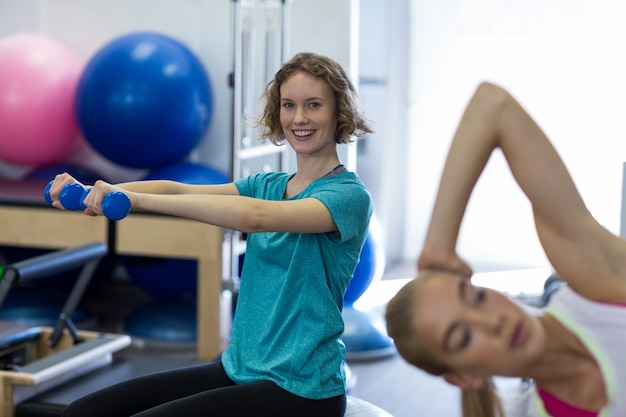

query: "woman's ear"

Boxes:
[443, 373, 485, 390]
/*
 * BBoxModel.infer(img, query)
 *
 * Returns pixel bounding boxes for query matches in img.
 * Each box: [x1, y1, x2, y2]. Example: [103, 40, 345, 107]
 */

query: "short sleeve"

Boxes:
[310, 174, 372, 242]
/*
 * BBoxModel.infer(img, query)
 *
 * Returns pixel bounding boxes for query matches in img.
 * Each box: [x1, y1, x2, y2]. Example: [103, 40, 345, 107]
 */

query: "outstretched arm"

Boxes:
[103, 184, 337, 234]
[48, 173, 338, 235]
[48, 172, 239, 199]
[419, 82, 626, 302]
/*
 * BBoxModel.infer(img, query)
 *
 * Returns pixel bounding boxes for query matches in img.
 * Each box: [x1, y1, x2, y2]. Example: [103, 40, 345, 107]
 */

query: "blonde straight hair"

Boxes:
[462, 379, 505, 417]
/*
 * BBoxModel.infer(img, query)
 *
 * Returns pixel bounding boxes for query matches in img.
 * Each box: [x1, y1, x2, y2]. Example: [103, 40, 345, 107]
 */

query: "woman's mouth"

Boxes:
[293, 129, 315, 140]
[510, 321, 528, 350]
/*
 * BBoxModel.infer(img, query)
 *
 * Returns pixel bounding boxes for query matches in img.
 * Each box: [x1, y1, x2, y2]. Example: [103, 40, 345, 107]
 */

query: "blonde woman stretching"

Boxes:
[386, 82, 626, 417]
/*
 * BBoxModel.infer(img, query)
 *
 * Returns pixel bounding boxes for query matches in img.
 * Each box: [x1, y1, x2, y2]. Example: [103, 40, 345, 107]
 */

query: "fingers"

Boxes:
[417, 250, 473, 277]
[81, 180, 112, 216]
[47, 173, 82, 209]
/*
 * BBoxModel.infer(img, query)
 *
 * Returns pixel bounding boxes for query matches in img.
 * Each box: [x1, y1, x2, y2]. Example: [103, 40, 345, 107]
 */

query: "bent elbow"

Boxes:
[475, 82, 511, 110]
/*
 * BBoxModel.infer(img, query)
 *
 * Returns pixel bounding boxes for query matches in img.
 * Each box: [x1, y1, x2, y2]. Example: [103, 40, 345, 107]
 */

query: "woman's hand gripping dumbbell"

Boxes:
[44, 177, 131, 221]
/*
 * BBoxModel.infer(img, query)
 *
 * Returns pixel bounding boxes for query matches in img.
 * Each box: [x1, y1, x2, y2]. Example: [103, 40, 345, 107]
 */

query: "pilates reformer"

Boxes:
[0, 242, 130, 417]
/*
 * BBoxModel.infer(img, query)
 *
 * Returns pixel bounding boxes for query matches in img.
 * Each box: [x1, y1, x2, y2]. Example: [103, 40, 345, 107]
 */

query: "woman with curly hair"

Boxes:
[51, 52, 374, 417]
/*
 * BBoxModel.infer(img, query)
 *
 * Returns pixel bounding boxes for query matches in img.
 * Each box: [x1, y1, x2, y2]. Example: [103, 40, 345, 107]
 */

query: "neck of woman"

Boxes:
[523, 313, 604, 404]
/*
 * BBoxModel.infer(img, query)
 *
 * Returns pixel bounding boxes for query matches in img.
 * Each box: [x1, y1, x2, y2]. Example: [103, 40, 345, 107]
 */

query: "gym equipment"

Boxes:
[43, 181, 130, 221]
[1, 179, 223, 360]
[342, 215, 396, 360]
[344, 220, 386, 305]
[75, 32, 213, 169]
[0, 243, 130, 416]
[1, 245, 91, 293]
[222, 0, 294, 353]
[0, 242, 107, 346]
[0, 33, 82, 166]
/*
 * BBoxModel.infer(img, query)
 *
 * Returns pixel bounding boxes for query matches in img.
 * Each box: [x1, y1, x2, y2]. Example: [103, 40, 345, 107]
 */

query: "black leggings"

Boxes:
[61, 361, 346, 417]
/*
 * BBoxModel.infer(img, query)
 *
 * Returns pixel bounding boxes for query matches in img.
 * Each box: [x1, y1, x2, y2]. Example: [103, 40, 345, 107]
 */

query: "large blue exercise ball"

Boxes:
[76, 32, 213, 169]
[123, 256, 197, 300]
[341, 215, 394, 360]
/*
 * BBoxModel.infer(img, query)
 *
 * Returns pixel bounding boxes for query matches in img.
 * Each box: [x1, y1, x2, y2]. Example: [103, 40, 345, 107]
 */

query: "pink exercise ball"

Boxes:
[0, 33, 82, 166]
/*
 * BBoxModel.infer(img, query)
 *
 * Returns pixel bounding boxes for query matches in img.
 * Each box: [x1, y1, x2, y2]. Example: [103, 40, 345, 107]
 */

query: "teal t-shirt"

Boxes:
[222, 170, 372, 399]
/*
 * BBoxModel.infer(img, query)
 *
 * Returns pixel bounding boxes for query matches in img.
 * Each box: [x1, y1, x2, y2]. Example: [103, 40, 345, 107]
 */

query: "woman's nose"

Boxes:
[294, 107, 308, 124]
[470, 311, 504, 336]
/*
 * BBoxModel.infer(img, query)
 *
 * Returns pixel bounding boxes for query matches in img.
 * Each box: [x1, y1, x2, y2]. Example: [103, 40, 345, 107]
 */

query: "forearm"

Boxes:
[115, 180, 240, 199]
[422, 83, 501, 258]
[116, 180, 187, 195]
[130, 192, 260, 232]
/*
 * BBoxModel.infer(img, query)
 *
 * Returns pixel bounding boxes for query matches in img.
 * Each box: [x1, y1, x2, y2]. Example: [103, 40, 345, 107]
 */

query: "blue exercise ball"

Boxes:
[123, 298, 197, 348]
[344, 214, 385, 306]
[340, 215, 394, 360]
[0, 287, 94, 328]
[123, 256, 197, 300]
[341, 306, 396, 360]
[76, 32, 213, 169]
[144, 162, 229, 185]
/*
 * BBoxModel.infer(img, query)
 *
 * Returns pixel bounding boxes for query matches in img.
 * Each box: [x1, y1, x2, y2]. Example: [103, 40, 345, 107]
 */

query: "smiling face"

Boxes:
[388, 272, 547, 379]
[279, 71, 338, 156]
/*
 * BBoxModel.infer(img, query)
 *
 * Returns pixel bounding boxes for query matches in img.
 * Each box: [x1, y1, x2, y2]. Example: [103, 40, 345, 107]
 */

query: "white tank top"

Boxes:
[502, 285, 626, 417]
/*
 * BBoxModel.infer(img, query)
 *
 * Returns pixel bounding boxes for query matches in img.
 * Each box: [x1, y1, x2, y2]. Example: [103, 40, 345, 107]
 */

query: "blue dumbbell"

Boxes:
[44, 180, 131, 221]
[44, 181, 87, 210]
[79, 187, 131, 221]
[43, 181, 54, 205]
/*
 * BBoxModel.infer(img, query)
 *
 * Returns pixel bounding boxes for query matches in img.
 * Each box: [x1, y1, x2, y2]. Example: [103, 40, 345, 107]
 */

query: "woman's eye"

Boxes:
[282, 102, 294, 108]
[308, 102, 320, 109]
[475, 288, 486, 305]
[459, 328, 471, 349]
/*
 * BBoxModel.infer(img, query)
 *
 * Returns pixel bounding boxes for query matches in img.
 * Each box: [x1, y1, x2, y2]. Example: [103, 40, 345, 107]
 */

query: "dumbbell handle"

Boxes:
[44, 181, 131, 221]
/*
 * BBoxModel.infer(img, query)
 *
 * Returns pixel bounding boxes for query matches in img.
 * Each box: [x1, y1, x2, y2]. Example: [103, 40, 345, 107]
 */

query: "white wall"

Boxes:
[404, 0, 626, 271]
[0, 0, 356, 182]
